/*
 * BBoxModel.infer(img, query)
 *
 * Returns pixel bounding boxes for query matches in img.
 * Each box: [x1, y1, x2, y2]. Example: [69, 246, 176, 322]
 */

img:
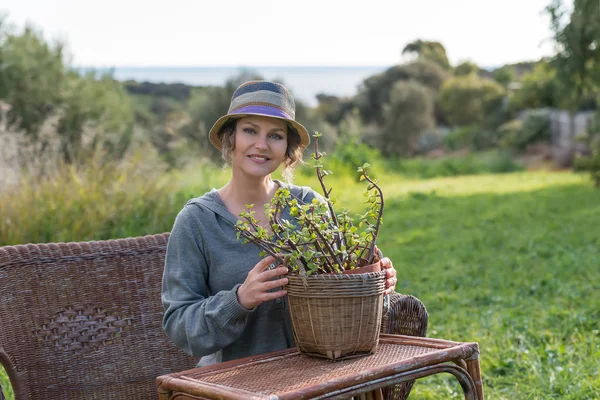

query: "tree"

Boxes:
[439, 75, 505, 127]
[454, 61, 479, 76]
[493, 66, 516, 87]
[57, 71, 135, 163]
[378, 80, 436, 156]
[402, 40, 451, 70]
[179, 86, 230, 162]
[355, 59, 449, 125]
[546, 0, 600, 165]
[0, 24, 64, 137]
[510, 62, 561, 110]
[0, 20, 135, 164]
[546, 0, 600, 110]
[314, 94, 355, 126]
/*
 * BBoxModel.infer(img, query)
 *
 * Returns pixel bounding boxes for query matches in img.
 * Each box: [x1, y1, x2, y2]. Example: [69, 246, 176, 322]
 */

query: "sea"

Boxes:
[107, 66, 389, 107]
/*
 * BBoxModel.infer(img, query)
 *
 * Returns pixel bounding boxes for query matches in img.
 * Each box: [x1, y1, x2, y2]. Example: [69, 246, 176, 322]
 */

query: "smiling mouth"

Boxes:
[248, 155, 270, 161]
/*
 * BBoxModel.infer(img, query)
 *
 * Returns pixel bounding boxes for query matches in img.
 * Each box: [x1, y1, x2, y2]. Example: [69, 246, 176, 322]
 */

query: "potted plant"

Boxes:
[235, 132, 386, 360]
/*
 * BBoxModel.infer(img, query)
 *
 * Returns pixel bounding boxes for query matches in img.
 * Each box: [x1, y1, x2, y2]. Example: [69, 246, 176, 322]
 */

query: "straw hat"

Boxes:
[208, 81, 310, 150]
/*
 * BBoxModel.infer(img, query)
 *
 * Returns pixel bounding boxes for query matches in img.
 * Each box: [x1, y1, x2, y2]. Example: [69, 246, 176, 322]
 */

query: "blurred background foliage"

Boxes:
[0, 0, 599, 212]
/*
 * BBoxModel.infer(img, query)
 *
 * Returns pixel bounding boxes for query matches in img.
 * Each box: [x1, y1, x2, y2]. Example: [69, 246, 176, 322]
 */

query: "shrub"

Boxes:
[454, 61, 479, 76]
[497, 119, 525, 149]
[443, 125, 497, 151]
[387, 151, 523, 178]
[508, 62, 561, 110]
[574, 133, 600, 187]
[498, 112, 551, 151]
[355, 59, 449, 125]
[439, 75, 505, 127]
[0, 152, 222, 245]
[522, 112, 551, 141]
[330, 138, 382, 179]
[379, 80, 436, 156]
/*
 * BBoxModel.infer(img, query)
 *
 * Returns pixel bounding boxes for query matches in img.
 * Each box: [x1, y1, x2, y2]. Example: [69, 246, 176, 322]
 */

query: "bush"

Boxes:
[379, 80, 436, 156]
[123, 81, 193, 101]
[454, 61, 479, 76]
[0, 152, 222, 245]
[443, 125, 497, 151]
[355, 59, 449, 125]
[523, 112, 550, 139]
[0, 24, 135, 165]
[329, 138, 383, 180]
[417, 129, 444, 153]
[439, 75, 505, 127]
[574, 134, 600, 187]
[498, 112, 550, 151]
[509, 62, 561, 110]
[497, 119, 524, 149]
[386, 150, 523, 179]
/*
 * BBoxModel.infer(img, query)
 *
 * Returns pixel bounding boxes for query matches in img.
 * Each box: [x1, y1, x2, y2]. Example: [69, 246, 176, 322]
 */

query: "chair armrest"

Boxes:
[380, 293, 429, 400]
[381, 292, 428, 337]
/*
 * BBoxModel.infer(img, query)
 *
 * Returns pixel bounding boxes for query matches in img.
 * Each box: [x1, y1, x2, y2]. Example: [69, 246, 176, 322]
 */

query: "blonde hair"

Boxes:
[217, 118, 304, 183]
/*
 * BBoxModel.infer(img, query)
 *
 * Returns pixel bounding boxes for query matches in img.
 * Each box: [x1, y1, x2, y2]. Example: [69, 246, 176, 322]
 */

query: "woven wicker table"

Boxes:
[156, 334, 484, 400]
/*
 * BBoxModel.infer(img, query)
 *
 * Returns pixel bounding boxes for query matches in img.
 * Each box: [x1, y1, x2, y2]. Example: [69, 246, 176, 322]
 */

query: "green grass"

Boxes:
[0, 368, 9, 400]
[1, 166, 599, 399]
[293, 170, 600, 399]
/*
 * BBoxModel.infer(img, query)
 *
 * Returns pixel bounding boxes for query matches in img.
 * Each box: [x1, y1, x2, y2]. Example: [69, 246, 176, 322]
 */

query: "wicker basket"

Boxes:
[286, 270, 387, 360]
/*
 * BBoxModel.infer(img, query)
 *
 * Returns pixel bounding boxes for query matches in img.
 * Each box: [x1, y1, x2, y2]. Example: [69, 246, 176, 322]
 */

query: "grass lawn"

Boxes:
[1, 170, 599, 399]
[310, 171, 599, 399]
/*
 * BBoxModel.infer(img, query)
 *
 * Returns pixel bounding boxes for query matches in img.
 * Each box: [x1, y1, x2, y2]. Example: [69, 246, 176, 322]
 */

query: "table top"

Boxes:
[157, 334, 480, 400]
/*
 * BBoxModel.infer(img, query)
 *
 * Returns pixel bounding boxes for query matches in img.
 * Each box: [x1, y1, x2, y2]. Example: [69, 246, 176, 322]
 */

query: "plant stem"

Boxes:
[313, 135, 342, 248]
[361, 173, 385, 264]
[304, 211, 344, 268]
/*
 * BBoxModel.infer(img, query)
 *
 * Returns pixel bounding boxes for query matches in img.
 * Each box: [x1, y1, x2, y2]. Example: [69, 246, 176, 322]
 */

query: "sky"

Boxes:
[1, 0, 558, 68]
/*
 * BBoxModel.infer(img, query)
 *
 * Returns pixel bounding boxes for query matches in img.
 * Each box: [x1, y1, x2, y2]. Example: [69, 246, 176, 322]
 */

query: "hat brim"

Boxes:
[208, 113, 310, 151]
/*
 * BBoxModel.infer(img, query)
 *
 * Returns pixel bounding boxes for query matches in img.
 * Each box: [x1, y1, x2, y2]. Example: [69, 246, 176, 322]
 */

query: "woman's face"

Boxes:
[231, 115, 288, 179]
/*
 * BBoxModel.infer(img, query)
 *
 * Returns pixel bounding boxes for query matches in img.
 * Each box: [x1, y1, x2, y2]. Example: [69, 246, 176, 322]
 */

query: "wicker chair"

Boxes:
[0, 233, 428, 400]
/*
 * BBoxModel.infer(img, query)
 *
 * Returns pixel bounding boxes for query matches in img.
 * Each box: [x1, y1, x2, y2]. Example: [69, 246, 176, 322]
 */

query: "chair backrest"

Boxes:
[0, 233, 197, 400]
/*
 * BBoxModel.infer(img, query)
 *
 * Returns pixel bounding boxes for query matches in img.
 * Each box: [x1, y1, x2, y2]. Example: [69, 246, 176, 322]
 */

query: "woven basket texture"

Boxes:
[380, 292, 429, 400]
[287, 270, 387, 361]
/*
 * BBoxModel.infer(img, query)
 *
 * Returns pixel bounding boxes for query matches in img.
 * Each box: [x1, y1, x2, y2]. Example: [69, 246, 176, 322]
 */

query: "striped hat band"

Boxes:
[208, 80, 310, 150]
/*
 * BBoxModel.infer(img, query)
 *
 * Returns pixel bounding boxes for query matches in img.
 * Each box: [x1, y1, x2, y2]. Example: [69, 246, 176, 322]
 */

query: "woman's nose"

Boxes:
[254, 135, 268, 149]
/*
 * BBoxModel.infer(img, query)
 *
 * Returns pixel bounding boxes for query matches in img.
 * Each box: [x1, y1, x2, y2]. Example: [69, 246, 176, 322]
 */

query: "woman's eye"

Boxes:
[244, 128, 256, 135]
[269, 134, 284, 140]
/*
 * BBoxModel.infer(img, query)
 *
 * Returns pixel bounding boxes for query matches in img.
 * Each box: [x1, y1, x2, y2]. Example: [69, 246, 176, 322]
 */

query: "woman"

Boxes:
[161, 80, 397, 366]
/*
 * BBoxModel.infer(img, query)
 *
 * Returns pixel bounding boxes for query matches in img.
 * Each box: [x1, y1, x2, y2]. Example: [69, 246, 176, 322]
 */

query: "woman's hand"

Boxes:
[380, 257, 397, 295]
[237, 256, 288, 309]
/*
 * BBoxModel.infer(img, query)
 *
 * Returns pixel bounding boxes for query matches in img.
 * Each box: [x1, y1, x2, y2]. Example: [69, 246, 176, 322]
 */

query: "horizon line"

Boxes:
[75, 64, 395, 69]
[72, 63, 514, 71]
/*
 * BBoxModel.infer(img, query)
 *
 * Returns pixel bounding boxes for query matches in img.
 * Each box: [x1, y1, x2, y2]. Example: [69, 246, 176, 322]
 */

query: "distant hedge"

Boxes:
[123, 81, 204, 101]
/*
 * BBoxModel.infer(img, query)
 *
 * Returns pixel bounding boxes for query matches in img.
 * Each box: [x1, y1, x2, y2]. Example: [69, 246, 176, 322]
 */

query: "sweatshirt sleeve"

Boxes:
[161, 206, 254, 357]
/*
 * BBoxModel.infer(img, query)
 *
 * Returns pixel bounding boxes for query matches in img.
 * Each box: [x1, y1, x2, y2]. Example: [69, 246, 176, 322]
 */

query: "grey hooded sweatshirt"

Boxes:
[161, 180, 321, 365]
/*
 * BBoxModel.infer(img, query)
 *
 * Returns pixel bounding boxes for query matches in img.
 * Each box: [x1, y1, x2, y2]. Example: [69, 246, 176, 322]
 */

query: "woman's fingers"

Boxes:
[264, 266, 288, 280]
[238, 256, 289, 309]
[254, 255, 277, 272]
[260, 288, 287, 301]
[385, 267, 396, 279]
[263, 277, 288, 290]
[386, 277, 397, 293]
[378, 256, 397, 294]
